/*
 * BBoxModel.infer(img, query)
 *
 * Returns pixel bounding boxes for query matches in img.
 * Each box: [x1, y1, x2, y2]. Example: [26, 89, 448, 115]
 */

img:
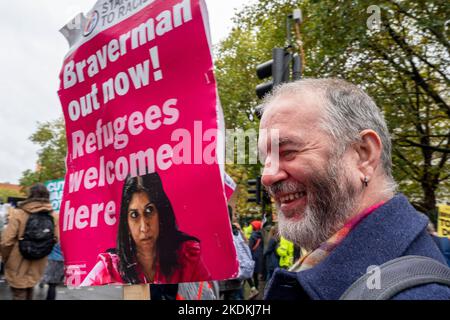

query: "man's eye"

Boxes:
[281, 150, 296, 159]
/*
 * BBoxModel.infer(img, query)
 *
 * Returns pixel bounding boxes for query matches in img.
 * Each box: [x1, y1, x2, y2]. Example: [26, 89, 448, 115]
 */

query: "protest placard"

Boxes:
[58, 0, 237, 286]
[44, 178, 65, 211]
[438, 204, 450, 237]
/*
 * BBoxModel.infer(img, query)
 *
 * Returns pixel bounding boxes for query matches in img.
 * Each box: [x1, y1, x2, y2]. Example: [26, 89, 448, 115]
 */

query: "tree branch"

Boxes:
[392, 147, 421, 177]
[385, 23, 450, 84]
[369, 43, 450, 118]
[386, 0, 450, 50]
[399, 139, 450, 153]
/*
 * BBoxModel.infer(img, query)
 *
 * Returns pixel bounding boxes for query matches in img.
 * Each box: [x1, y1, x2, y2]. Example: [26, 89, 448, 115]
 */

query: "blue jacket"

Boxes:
[264, 194, 450, 300]
[48, 243, 64, 261]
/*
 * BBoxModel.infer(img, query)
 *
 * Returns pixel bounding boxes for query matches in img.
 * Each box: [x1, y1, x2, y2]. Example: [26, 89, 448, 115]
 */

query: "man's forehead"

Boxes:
[260, 92, 324, 128]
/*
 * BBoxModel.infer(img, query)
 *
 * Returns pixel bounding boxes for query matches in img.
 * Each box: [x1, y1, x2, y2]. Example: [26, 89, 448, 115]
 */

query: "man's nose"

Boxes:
[261, 157, 287, 187]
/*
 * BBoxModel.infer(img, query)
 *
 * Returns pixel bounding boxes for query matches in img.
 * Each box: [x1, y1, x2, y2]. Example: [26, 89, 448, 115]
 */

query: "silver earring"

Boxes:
[363, 176, 369, 187]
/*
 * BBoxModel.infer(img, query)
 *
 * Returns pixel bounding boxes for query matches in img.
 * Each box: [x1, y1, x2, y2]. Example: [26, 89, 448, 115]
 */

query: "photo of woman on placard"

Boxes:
[81, 172, 211, 286]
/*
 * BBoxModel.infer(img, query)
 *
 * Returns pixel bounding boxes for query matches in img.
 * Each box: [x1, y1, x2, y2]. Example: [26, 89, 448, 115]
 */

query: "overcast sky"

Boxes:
[0, 0, 251, 184]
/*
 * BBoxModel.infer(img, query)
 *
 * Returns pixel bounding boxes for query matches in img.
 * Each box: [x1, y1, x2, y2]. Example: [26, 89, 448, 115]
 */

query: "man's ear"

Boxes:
[353, 130, 382, 182]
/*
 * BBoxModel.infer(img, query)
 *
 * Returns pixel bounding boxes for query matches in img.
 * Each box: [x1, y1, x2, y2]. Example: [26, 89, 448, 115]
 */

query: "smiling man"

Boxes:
[258, 78, 450, 300]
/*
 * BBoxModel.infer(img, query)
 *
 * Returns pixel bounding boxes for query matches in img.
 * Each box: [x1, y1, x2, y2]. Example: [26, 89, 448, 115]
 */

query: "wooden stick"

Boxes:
[294, 22, 306, 75]
[123, 284, 151, 300]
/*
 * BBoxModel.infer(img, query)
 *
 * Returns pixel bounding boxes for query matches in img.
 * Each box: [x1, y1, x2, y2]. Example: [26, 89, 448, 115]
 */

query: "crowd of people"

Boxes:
[1, 78, 450, 300]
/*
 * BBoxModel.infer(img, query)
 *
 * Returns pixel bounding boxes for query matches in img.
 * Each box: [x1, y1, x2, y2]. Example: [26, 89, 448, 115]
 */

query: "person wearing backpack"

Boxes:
[0, 183, 57, 300]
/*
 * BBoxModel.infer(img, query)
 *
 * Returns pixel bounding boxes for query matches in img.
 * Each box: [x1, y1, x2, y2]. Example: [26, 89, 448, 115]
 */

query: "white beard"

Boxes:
[278, 201, 328, 251]
[275, 159, 359, 251]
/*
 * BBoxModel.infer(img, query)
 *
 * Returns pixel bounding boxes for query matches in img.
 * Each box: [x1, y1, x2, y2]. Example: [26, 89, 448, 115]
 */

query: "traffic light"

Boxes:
[255, 48, 292, 99]
[247, 176, 273, 216]
[261, 189, 271, 210]
[247, 178, 262, 204]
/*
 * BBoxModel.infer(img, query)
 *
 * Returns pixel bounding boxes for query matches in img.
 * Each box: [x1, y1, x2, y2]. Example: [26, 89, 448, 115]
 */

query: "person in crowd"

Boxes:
[277, 236, 294, 270]
[248, 220, 264, 295]
[427, 220, 450, 267]
[258, 78, 450, 299]
[243, 222, 253, 241]
[245, 268, 259, 299]
[219, 206, 245, 300]
[42, 241, 64, 300]
[176, 281, 218, 300]
[263, 225, 280, 281]
[81, 172, 210, 285]
[236, 219, 259, 299]
[1, 184, 57, 300]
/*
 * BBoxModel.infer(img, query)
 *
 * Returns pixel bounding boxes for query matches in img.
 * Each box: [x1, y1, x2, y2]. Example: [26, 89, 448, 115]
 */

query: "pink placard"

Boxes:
[57, 0, 237, 286]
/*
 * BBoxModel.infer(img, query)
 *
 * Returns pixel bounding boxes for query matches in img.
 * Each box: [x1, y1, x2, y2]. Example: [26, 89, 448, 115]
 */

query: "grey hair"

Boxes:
[258, 78, 397, 193]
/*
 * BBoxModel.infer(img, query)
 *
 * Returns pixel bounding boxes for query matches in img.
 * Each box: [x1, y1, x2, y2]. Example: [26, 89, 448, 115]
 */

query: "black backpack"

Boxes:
[19, 210, 56, 260]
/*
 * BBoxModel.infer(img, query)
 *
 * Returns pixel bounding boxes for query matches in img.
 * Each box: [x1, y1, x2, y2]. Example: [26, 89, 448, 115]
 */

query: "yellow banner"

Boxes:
[437, 204, 450, 237]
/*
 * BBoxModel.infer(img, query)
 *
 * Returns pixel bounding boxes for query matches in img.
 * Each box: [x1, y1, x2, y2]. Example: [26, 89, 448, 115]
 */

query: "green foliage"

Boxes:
[0, 188, 25, 203]
[19, 117, 67, 189]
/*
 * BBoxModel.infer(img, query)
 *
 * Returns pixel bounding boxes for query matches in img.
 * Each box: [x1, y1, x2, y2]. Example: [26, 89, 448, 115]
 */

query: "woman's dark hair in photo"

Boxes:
[228, 205, 238, 236]
[28, 183, 50, 200]
[117, 171, 199, 284]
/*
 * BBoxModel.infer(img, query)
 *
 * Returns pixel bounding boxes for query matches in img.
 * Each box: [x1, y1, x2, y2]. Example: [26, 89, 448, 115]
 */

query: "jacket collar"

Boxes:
[292, 194, 428, 300]
[19, 198, 53, 213]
